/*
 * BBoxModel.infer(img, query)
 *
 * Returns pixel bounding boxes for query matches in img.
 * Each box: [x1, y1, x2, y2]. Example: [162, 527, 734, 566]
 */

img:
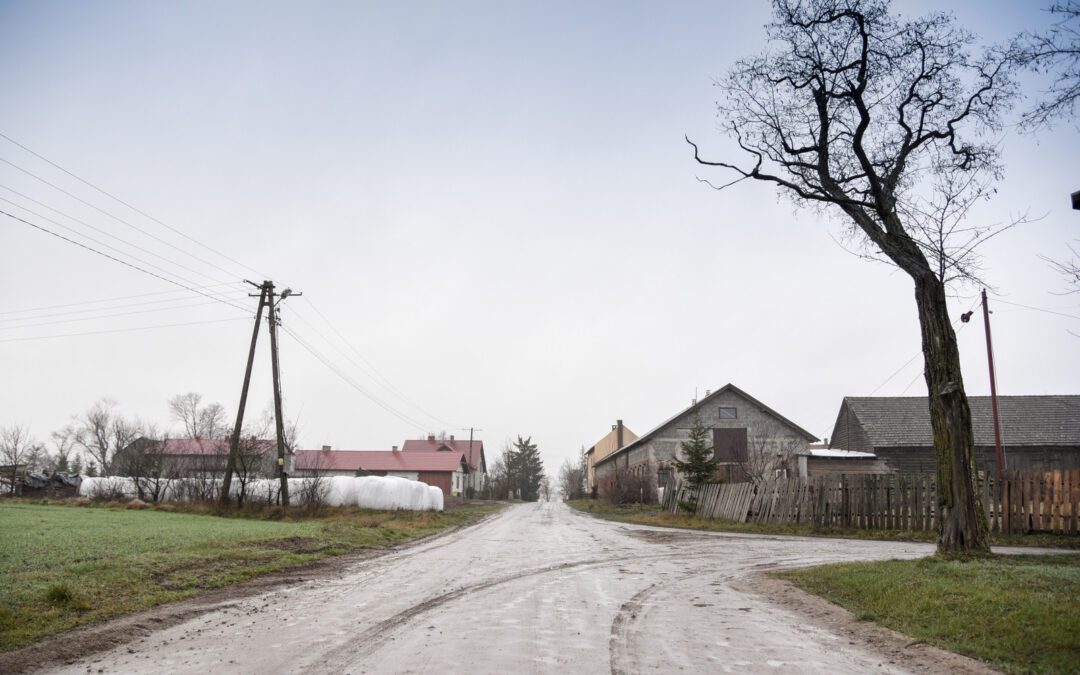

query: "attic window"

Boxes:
[718, 407, 737, 419]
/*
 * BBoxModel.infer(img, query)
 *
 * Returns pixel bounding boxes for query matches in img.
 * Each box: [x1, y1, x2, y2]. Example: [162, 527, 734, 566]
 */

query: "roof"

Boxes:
[840, 396, 1080, 448]
[587, 424, 639, 465]
[401, 437, 484, 471]
[153, 438, 276, 456]
[295, 449, 468, 473]
[597, 384, 819, 467]
[798, 448, 877, 459]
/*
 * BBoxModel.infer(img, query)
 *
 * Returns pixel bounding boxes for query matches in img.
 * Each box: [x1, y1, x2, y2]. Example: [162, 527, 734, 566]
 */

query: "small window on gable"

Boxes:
[718, 407, 738, 419]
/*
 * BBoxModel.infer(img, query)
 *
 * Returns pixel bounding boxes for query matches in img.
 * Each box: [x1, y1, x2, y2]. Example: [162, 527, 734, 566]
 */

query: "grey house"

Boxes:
[594, 383, 818, 495]
[829, 395, 1080, 474]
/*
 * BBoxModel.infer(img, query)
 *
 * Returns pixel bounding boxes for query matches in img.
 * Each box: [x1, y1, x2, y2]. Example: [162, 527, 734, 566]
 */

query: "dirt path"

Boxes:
[24, 502, 997, 674]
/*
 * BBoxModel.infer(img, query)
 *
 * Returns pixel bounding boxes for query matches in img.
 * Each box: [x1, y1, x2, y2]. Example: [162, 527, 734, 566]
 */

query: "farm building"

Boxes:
[294, 446, 470, 496]
[401, 434, 487, 496]
[795, 446, 886, 478]
[829, 395, 1080, 474]
[585, 420, 638, 494]
[594, 384, 818, 497]
[115, 437, 285, 476]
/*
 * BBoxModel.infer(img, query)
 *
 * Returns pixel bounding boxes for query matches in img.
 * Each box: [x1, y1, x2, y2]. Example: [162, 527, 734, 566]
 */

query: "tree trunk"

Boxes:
[914, 275, 990, 555]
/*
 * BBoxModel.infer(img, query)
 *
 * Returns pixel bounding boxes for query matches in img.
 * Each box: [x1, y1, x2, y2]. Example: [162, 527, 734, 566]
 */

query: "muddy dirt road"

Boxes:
[45, 502, 994, 674]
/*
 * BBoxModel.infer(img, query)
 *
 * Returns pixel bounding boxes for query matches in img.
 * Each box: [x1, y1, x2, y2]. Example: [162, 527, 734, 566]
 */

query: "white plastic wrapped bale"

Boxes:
[352, 475, 443, 511]
[78, 477, 138, 499]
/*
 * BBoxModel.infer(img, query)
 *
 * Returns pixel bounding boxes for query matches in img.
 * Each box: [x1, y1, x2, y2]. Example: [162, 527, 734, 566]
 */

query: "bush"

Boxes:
[606, 468, 657, 505]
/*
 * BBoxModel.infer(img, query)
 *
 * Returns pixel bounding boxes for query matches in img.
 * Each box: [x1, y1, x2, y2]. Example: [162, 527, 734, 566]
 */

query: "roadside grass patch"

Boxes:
[777, 554, 1080, 674]
[0, 501, 501, 652]
[563, 499, 1080, 549]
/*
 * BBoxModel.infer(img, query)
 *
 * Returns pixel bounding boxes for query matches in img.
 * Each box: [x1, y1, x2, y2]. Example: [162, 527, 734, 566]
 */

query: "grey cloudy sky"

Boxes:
[1, 0, 1077, 475]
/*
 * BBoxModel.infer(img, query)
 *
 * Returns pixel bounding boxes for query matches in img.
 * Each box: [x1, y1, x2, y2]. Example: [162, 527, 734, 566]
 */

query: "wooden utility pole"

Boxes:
[221, 280, 300, 507]
[982, 289, 1006, 478]
[267, 281, 289, 506]
[221, 281, 268, 505]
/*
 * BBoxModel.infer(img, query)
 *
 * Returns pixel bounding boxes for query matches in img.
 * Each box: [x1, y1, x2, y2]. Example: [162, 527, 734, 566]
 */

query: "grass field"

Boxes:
[0, 500, 500, 652]
[778, 555, 1080, 674]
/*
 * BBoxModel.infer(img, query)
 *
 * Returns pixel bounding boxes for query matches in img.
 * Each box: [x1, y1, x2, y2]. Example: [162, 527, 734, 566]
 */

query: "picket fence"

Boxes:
[661, 469, 1080, 535]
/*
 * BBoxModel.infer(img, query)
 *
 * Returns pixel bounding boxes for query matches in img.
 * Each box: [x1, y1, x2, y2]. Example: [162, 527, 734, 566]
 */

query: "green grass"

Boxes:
[564, 499, 1080, 548]
[777, 555, 1080, 674]
[0, 501, 500, 652]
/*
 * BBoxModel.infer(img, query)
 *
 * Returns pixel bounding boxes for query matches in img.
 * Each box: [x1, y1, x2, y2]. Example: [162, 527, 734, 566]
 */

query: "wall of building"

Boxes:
[595, 389, 814, 496]
[877, 445, 1080, 474]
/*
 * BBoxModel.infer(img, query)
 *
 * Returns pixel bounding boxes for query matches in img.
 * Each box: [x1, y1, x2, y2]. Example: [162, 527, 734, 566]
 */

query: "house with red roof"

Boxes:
[402, 434, 487, 497]
[294, 446, 470, 496]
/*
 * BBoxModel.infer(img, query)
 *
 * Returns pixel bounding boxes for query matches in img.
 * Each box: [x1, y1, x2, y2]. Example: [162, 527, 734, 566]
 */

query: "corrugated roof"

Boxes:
[843, 395, 1080, 447]
[294, 449, 467, 473]
[401, 437, 484, 471]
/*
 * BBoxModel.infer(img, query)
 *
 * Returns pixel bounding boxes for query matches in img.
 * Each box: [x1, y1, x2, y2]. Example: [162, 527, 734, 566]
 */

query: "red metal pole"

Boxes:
[982, 289, 1006, 478]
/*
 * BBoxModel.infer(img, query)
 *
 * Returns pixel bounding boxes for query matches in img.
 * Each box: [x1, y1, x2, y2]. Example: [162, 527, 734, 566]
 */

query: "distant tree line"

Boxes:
[486, 435, 548, 501]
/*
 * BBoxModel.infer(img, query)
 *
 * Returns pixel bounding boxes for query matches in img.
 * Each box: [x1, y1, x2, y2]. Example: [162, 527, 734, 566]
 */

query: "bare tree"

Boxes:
[1, 424, 43, 494]
[75, 399, 142, 476]
[689, 0, 1017, 553]
[47, 424, 78, 474]
[558, 456, 587, 500]
[738, 423, 803, 487]
[168, 392, 228, 439]
[1013, 1, 1080, 131]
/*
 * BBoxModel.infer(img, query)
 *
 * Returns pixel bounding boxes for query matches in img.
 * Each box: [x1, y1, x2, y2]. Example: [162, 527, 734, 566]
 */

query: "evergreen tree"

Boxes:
[513, 436, 545, 502]
[672, 409, 718, 496]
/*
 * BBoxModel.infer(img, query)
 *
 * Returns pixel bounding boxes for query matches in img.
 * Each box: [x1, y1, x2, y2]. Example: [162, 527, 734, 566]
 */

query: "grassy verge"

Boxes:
[776, 555, 1080, 674]
[0, 500, 501, 652]
[564, 499, 1080, 549]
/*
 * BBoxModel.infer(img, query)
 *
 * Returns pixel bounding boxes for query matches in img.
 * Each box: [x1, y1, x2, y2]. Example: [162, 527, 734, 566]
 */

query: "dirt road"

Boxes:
[45, 502, 994, 674]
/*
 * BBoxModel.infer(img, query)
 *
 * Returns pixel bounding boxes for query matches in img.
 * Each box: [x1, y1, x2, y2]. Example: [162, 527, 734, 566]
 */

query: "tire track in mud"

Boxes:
[608, 582, 660, 675]
[310, 548, 720, 671]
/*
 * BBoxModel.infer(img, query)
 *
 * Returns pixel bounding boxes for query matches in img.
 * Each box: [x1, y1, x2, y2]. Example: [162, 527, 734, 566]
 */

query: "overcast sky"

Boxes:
[1, 0, 1077, 475]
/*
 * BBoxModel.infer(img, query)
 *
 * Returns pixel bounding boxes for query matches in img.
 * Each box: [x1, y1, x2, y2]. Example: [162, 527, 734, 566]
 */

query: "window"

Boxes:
[718, 407, 738, 419]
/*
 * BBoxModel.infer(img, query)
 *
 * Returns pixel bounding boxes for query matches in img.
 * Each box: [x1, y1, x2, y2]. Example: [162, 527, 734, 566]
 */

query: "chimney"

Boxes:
[392, 445, 399, 452]
[616, 419, 624, 449]
[321, 445, 331, 452]
[427, 434, 435, 442]
[449, 434, 455, 442]
[705, 390, 711, 397]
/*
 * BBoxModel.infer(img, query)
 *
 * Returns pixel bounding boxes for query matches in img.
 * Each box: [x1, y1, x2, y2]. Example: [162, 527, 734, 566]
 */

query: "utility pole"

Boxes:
[221, 281, 267, 505]
[267, 281, 300, 506]
[982, 289, 1006, 478]
[221, 280, 300, 508]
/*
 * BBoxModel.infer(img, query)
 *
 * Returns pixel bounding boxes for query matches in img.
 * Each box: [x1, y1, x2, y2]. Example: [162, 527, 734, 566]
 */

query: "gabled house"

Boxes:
[402, 434, 486, 497]
[293, 446, 470, 496]
[594, 384, 818, 496]
[585, 420, 638, 494]
[829, 395, 1080, 473]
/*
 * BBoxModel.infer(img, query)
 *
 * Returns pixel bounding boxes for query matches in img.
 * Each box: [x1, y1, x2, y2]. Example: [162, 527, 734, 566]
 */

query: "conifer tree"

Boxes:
[672, 409, 718, 499]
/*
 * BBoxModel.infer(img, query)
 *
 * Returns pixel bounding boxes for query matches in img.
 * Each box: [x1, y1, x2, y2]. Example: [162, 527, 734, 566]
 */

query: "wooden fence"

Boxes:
[662, 469, 1080, 535]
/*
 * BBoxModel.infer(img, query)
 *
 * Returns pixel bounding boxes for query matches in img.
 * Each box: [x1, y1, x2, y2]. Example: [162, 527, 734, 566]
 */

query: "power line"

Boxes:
[992, 298, 1080, 321]
[0, 316, 248, 343]
[290, 300, 457, 429]
[1, 197, 245, 310]
[280, 324, 431, 432]
[1, 207, 250, 313]
[0, 282, 245, 317]
[0, 184, 233, 286]
[0, 132, 270, 280]
[0, 299, 229, 330]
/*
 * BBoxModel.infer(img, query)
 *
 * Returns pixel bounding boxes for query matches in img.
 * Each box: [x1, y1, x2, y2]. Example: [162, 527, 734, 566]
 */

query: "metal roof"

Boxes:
[841, 395, 1080, 448]
[294, 449, 468, 473]
[401, 437, 484, 471]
